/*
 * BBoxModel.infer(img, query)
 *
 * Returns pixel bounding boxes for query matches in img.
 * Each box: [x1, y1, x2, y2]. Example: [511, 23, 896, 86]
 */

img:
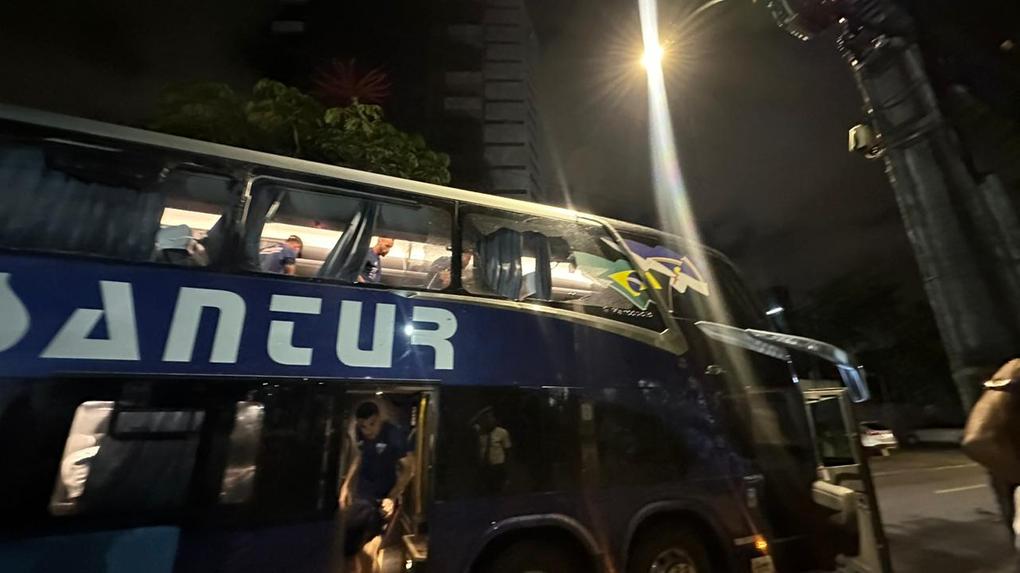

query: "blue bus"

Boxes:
[0, 106, 886, 573]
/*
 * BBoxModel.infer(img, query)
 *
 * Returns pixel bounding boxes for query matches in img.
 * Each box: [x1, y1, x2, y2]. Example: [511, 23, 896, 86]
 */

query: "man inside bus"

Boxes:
[358, 237, 395, 283]
[425, 250, 475, 290]
[258, 234, 303, 275]
[339, 401, 414, 572]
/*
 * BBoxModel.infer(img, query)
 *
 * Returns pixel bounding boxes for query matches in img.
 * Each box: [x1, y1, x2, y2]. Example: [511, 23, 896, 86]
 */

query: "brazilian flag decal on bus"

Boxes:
[572, 252, 653, 310]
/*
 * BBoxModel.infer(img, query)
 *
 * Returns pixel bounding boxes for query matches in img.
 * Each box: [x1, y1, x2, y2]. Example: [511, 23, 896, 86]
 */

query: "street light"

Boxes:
[765, 306, 785, 316]
[640, 43, 665, 69]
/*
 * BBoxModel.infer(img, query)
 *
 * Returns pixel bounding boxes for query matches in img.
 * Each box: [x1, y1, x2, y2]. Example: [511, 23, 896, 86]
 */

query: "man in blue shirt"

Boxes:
[359, 237, 394, 283]
[339, 401, 414, 570]
[259, 235, 303, 275]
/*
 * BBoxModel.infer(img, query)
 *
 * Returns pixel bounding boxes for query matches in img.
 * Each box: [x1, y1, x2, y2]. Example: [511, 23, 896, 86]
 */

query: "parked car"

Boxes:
[859, 421, 898, 455]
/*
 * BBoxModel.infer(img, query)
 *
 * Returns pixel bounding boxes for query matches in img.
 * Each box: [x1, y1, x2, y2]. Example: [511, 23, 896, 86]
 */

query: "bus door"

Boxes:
[803, 387, 892, 573]
[340, 386, 436, 573]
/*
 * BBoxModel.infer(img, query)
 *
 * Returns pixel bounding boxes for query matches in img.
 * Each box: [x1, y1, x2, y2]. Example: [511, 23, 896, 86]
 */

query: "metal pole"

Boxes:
[836, 15, 1018, 409]
[764, 0, 1020, 409]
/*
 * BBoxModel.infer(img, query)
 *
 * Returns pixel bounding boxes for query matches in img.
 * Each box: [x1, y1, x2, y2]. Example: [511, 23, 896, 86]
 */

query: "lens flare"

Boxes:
[637, 0, 792, 475]
[637, 0, 690, 239]
[640, 43, 664, 68]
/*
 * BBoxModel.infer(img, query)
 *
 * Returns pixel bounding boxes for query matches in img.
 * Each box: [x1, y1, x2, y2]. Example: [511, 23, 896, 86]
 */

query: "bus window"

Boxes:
[461, 210, 664, 330]
[49, 401, 204, 516]
[0, 138, 238, 266]
[435, 387, 582, 500]
[244, 180, 452, 288]
[155, 170, 237, 268]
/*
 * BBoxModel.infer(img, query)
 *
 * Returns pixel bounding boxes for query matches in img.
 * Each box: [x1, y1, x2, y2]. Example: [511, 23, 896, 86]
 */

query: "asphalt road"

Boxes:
[870, 448, 1016, 572]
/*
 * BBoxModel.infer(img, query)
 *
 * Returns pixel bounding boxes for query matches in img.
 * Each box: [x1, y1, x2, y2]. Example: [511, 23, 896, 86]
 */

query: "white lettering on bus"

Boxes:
[408, 306, 457, 370]
[0, 273, 30, 352]
[41, 281, 140, 360]
[336, 300, 396, 368]
[163, 287, 246, 363]
[268, 294, 322, 366]
[0, 275, 459, 370]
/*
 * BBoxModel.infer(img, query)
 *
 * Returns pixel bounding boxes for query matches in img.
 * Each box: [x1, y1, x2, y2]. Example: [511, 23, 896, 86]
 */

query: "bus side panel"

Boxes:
[428, 375, 760, 573]
[0, 527, 178, 573]
[0, 252, 669, 385]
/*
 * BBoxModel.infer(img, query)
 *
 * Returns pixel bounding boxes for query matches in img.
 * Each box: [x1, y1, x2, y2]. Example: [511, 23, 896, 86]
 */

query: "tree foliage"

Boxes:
[150, 79, 450, 185]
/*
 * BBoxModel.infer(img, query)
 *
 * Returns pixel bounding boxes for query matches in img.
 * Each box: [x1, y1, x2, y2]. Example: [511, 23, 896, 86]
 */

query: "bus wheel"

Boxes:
[476, 538, 585, 573]
[628, 527, 713, 573]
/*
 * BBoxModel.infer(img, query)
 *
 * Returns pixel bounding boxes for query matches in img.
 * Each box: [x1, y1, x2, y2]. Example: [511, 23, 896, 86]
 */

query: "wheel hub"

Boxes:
[649, 547, 696, 573]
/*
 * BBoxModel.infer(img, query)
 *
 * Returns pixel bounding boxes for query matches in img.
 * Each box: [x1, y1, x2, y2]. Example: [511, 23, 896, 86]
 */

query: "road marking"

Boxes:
[873, 462, 977, 477]
[934, 484, 986, 494]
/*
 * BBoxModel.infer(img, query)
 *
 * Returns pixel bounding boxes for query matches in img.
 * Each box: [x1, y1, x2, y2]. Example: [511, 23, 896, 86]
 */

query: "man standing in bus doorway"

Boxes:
[340, 401, 414, 573]
[259, 235, 303, 275]
[474, 406, 512, 494]
[359, 237, 395, 283]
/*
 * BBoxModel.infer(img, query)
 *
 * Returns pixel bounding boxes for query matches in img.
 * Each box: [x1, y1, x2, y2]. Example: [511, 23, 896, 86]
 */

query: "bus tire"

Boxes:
[627, 526, 713, 573]
[475, 538, 586, 573]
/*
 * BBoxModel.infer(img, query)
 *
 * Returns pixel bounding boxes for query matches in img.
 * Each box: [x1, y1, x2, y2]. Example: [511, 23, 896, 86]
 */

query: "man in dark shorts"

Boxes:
[339, 401, 414, 571]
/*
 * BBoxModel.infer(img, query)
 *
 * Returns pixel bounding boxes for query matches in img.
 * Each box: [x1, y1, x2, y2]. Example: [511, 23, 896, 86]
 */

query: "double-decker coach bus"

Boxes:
[0, 106, 886, 573]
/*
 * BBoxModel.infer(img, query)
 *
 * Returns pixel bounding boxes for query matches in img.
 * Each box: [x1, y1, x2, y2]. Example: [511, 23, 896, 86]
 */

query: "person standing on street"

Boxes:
[962, 358, 1020, 551]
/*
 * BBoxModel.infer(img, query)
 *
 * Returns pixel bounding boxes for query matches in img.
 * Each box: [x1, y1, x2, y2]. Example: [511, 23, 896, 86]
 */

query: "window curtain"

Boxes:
[0, 146, 163, 260]
[319, 200, 379, 282]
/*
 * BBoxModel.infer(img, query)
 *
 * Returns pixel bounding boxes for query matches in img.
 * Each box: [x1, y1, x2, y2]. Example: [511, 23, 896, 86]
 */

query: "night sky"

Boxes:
[528, 1, 919, 299]
[0, 0, 923, 301]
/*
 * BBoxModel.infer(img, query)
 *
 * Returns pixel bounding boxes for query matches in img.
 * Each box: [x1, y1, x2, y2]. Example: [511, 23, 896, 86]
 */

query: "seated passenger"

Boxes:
[259, 235, 303, 275]
[425, 251, 474, 290]
[339, 401, 414, 573]
[154, 224, 208, 267]
[358, 237, 394, 284]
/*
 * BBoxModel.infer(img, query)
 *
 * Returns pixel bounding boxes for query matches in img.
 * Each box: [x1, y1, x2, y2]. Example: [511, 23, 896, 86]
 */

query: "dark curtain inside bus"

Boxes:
[243, 186, 286, 269]
[0, 143, 164, 260]
[475, 227, 522, 298]
[522, 231, 552, 300]
[474, 227, 552, 300]
[319, 200, 378, 282]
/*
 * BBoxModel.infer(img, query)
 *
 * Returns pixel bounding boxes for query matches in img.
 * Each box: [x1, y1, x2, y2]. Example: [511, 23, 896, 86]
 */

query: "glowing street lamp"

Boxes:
[640, 43, 665, 69]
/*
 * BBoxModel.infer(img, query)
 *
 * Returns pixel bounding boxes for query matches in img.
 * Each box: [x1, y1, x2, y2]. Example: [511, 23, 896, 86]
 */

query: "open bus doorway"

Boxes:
[803, 387, 892, 573]
[339, 387, 435, 573]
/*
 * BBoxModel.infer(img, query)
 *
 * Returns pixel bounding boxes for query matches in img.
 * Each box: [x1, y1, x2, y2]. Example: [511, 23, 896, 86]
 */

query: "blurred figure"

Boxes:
[339, 401, 414, 573]
[154, 224, 209, 267]
[473, 406, 511, 494]
[962, 358, 1020, 551]
[259, 235, 303, 275]
[425, 251, 473, 290]
[359, 237, 394, 283]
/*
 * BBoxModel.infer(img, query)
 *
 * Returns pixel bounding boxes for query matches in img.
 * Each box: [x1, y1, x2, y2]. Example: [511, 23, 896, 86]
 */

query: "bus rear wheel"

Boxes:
[628, 527, 713, 573]
[476, 538, 586, 573]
